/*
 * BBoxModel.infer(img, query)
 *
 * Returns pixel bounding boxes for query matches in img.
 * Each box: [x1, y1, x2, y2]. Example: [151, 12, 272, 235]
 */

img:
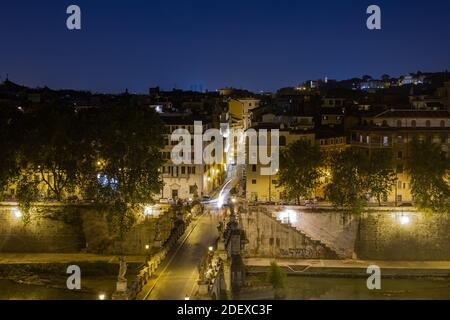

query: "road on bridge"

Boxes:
[141, 212, 219, 300]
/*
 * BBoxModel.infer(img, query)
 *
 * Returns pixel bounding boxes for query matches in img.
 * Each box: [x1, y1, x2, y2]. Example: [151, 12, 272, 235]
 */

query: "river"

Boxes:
[284, 276, 450, 300]
[0, 280, 95, 300]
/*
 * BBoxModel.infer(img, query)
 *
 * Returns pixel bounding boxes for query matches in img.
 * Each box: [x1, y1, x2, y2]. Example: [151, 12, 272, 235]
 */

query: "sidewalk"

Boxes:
[0, 253, 146, 264]
[245, 258, 450, 277]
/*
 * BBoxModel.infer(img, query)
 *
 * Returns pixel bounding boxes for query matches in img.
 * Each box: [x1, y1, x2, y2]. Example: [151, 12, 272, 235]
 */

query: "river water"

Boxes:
[0, 280, 95, 300]
[2, 277, 450, 300]
[284, 276, 450, 300]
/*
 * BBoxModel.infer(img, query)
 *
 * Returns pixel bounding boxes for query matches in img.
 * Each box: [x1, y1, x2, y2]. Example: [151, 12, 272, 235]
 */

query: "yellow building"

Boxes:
[351, 110, 450, 204]
[245, 123, 315, 202]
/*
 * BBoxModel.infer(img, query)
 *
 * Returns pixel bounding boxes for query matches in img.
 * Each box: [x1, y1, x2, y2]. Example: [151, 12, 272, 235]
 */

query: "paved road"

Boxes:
[142, 212, 219, 300]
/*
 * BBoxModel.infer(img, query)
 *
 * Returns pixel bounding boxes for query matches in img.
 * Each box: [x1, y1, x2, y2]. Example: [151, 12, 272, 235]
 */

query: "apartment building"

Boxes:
[351, 110, 450, 204]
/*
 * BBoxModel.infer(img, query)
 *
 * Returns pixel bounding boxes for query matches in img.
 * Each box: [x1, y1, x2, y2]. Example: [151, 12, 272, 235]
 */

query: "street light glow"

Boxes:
[278, 209, 298, 224]
[399, 215, 411, 225]
[98, 293, 106, 300]
[12, 208, 22, 219]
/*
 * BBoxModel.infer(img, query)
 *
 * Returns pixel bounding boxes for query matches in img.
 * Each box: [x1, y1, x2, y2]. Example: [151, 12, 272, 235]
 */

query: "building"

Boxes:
[245, 123, 315, 202]
[351, 110, 450, 204]
[227, 98, 261, 130]
[159, 115, 224, 201]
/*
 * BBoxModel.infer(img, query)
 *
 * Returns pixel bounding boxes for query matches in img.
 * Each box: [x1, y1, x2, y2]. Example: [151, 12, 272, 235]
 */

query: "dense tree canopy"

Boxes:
[326, 148, 367, 211]
[0, 104, 165, 234]
[277, 139, 323, 203]
[408, 139, 450, 213]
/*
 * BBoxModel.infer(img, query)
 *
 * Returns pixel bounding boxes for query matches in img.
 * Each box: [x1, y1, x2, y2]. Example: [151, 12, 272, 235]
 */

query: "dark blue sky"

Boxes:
[1, 0, 449, 93]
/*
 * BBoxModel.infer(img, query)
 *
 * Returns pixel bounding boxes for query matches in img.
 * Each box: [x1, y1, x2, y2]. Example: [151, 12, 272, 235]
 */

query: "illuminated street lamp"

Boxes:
[208, 246, 214, 252]
[184, 295, 190, 300]
[12, 208, 22, 219]
[98, 293, 106, 300]
[145, 244, 150, 250]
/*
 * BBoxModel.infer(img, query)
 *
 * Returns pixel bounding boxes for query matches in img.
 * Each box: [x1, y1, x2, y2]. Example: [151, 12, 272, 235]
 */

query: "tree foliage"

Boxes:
[326, 148, 367, 211]
[408, 139, 450, 213]
[277, 139, 323, 203]
[1, 103, 165, 235]
[362, 150, 397, 205]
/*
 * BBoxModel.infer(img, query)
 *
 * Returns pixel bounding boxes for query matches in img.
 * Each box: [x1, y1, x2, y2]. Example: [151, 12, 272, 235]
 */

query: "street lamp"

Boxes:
[98, 293, 106, 300]
[12, 208, 22, 219]
[208, 246, 214, 252]
[184, 295, 190, 300]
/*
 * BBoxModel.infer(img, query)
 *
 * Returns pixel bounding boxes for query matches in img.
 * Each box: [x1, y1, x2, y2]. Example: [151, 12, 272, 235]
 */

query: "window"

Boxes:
[279, 136, 287, 146]
[181, 166, 186, 175]
[189, 185, 197, 194]
[426, 120, 431, 128]
[382, 120, 388, 127]
[398, 151, 403, 159]
[398, 181, 403, 189]
[397, 120, 402, 127]
[383, 136, 389, 146]
[396, 164, 403, 174]
[252, 179, 257, 185]
[441, 120, 446, 128]
[411, 120, 417, 128]
[252, 165, 257, 172]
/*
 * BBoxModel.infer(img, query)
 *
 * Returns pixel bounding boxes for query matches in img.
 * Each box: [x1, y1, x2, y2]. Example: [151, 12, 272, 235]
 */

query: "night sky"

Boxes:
[1, 0, 450, 93]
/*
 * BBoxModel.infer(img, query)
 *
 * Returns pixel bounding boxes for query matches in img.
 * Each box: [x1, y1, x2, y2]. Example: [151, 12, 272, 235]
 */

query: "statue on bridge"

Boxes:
[118, 256, 127, 282]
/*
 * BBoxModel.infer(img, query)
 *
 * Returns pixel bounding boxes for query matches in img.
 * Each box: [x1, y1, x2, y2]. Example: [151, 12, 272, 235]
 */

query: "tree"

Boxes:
[363, 151, 397, 205]
[277, 139, 323, 204]
[0, 105, 20, 198]
[19, 107, 87, 200]
[84, 105, 165, 238]
[16, 176, 39, 225]
[408, 139, 450, 213]
[266, 261, 286, 300]
[326, 149, 367, 211]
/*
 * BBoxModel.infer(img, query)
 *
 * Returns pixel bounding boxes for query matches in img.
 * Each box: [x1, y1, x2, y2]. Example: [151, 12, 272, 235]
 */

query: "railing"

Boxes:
[197, 249, 225, 299]
[126, 221, 187, 300]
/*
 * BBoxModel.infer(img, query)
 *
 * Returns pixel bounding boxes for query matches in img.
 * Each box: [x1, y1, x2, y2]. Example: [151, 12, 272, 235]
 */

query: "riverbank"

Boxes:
[239, 275, 450, 300]
[0, 257, 144, 300]
[245, 258, 450, 278]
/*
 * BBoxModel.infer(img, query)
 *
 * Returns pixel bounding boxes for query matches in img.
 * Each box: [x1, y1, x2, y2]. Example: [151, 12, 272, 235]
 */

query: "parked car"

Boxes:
[304, 199, 318, 207]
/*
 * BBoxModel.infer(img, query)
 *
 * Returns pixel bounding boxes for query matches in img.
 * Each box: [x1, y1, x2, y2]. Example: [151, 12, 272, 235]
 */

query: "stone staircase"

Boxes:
[253, 208, 342, 259]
